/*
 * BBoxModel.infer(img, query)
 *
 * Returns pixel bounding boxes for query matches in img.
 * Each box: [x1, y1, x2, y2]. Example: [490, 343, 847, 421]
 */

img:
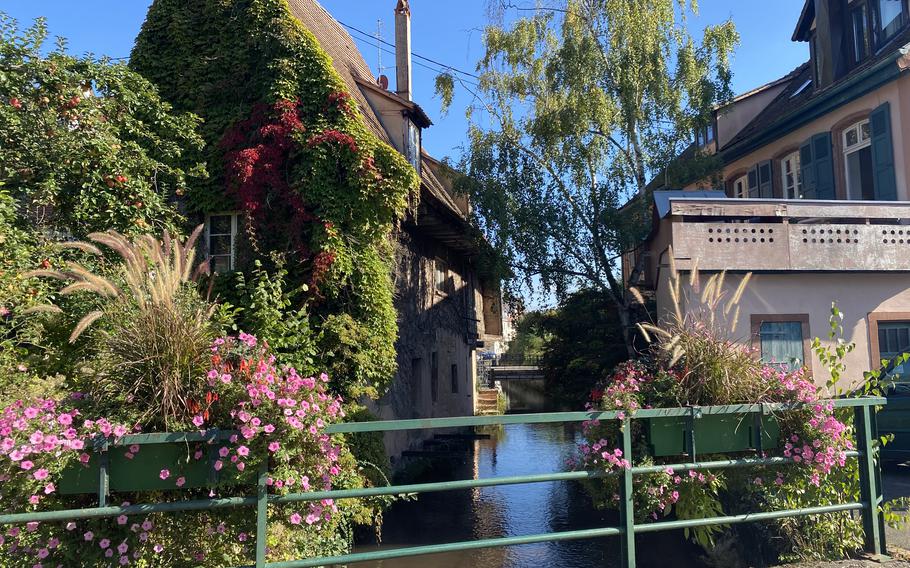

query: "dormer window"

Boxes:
[405, 118, 421, 175]
[694, 123, 714, 148]
[852, 4, 872, 63]
[849, 0, 907, 57]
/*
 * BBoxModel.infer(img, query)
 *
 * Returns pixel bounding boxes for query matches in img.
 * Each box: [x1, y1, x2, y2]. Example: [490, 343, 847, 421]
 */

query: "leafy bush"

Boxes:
[0, 13, 205, 238]
[535, 289, 627, 407]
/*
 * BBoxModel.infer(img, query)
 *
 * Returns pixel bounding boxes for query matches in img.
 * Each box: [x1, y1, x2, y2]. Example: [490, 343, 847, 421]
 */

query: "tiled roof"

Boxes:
[285, 0, 390, 144]
[285, 0, 467, 221]
[721, 27, 910, 156]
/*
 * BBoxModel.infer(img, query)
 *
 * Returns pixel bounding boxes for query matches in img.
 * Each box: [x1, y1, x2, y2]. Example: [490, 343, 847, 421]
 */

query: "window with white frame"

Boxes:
[843, 119, 874, 200]
[205, 213, 238, 272]
[781, 151, 802, 199]
[732, 174, 747, 198]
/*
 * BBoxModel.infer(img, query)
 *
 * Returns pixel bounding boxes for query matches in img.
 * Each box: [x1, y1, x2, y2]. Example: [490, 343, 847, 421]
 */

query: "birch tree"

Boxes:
[443, 0, 738, 354]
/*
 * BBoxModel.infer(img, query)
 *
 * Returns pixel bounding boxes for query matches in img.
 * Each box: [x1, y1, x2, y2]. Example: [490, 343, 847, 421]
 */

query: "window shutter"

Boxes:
[812, 132, 835, 199]
[758, 160, 773, 198]
[800, 139, 816, 198]
[870, 102, 897, 201]
[747, 165, 759, 198]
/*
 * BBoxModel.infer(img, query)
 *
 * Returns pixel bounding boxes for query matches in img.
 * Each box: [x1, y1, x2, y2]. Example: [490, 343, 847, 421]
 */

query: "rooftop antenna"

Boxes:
[375, 19, 392, 89]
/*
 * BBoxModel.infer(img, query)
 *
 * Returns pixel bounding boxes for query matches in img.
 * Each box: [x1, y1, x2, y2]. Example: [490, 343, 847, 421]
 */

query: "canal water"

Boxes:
[352, 422, 702, 567]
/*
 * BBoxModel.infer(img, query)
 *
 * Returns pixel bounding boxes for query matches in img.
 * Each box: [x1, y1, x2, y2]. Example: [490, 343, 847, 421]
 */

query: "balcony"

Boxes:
[664, 198, 910, 272]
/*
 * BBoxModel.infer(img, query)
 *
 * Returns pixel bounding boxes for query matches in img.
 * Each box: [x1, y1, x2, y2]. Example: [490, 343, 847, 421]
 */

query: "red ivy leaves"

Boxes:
[326, 91, 353, 116]
[221, 99, 335, 285]
[306, 129, 358, 154]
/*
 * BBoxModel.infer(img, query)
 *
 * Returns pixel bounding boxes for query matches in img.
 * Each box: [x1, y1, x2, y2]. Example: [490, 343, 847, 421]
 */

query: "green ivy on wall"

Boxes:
[130, 0, 418, 398]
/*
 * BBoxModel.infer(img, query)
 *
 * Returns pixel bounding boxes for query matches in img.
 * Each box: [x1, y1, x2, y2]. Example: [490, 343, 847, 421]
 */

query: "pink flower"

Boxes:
[289, 512, 302, 524]
[99, 538, 110, 549]
[20, 460, 34, 471]
[117, 515, 128, 525]
[33, 468, 48, 480]
[214, 460, 223, 471]
[176, 477, 186, 487]
[159, 469, 170, 480]
[192, 415, 205, 427]
[268, 441, 280, 452]
[237, 445, 249, 457]
[84, 531, 94, 541]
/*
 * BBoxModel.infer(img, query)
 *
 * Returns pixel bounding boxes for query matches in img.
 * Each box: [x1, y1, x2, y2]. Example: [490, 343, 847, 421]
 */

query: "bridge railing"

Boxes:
[491, 354, 542, 367]
[0, 397, 887, 568]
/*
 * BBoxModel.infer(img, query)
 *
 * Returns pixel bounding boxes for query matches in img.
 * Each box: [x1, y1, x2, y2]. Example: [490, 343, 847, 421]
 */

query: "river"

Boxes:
[352, 422, 702, 567]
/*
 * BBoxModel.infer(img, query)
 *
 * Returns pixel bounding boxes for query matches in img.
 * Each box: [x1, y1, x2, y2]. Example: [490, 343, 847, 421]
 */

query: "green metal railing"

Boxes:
[0, 396, 887, 567]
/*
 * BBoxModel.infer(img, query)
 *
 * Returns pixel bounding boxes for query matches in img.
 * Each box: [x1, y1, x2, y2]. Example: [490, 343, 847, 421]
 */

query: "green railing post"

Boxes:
[855, 403, 886, 556]
[255, 461, 269, 567]
[620, 417, 636, 567]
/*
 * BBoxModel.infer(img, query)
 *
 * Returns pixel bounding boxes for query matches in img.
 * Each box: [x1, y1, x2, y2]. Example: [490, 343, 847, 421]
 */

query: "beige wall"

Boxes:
[716, 83, 788, 149]
[710, 74, 910, 202]
[655, 271, 910, 389]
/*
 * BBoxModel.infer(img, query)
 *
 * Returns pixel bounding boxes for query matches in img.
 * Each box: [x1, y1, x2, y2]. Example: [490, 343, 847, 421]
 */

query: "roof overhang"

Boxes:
[353, 75, 432, 128]
[792, 0, 814, 42]
[720, 42, 910, 164]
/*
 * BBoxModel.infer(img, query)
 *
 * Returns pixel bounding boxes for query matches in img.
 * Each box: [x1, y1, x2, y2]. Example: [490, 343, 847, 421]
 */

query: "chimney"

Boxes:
[395, 0, 412, 100]
[814, 0, 850, 87]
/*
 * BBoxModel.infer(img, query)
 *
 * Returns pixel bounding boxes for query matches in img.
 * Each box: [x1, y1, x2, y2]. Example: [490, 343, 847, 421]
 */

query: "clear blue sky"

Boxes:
[3, 1, 807, 162]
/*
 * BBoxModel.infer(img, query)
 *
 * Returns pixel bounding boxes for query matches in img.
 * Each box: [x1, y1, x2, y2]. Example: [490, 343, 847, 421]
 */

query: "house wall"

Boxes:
[655, 271, 910, 389]
[368, 227, 478, 461]
[716, 83, 789, 149]
[710, 74, 910, 201]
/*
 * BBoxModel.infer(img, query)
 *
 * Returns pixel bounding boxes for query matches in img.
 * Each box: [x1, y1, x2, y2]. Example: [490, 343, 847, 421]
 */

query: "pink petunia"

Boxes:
[159, 469, 170, 480]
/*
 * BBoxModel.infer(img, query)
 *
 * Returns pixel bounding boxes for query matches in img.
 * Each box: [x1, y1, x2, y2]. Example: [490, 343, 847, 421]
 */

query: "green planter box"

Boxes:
[647, 413, 780, 457]
[58, 435, 255, 495]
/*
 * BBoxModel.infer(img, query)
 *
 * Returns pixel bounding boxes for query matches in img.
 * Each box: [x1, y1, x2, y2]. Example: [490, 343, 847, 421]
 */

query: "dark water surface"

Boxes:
[352, 423, 700, 568]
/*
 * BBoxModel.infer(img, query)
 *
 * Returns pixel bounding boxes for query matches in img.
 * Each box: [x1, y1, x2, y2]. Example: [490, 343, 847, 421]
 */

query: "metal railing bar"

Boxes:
[0, 496, 256, 525]
[633, 502, 865, 534]
[251, 525, 626, 568]
[324, 397, 885, 434]
[0, 454, 867, 524]
[248, 502, 866, 568]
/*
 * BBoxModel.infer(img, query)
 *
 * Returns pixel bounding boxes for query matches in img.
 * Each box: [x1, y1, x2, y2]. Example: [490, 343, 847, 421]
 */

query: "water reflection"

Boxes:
[352, 423, 700, 567]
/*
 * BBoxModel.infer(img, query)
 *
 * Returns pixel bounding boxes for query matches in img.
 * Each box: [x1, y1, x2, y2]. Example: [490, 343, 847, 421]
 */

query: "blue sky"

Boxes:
[3, 1, 808, 161]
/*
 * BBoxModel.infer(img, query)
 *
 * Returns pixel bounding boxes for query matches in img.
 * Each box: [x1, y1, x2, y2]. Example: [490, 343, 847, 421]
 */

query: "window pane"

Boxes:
[860, 121, 871, 141]
[853, 6, 869, 61]
[209, 234, 232, 256]
[760, 321, 804, 371]
[845, 128, 858, 148]
[880, 322, 910, 358]
[879, 0, 905, 41]
[210, 255, 232, 273]
[209, 215, 232, 235]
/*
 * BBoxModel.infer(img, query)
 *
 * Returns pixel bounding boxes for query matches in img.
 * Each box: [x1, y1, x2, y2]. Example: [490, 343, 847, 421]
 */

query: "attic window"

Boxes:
[791, 79, 812, 98]
[405, 118, 421, 175]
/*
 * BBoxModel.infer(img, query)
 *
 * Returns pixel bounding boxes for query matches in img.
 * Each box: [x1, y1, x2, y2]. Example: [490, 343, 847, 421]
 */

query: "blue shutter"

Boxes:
[760, 321, 805, 371]
[800, 139, 816, 198]
[812, 132, 836, 200]
[870, 102, 897, 201]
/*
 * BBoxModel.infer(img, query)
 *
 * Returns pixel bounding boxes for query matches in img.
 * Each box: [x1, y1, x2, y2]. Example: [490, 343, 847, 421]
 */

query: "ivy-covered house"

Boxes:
[130, 0, 504, 459]
[628, 0, 910, 385]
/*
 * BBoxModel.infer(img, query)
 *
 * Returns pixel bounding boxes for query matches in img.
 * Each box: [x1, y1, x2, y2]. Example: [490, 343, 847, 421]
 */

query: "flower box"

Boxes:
[647, 413, 780, 457]
[57, 434, 256, 495]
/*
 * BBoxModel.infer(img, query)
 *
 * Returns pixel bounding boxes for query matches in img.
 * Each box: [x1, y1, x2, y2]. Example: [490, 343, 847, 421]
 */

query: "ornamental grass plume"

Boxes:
[24, 227, 220, 429]
[634, 247, 766, 405]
